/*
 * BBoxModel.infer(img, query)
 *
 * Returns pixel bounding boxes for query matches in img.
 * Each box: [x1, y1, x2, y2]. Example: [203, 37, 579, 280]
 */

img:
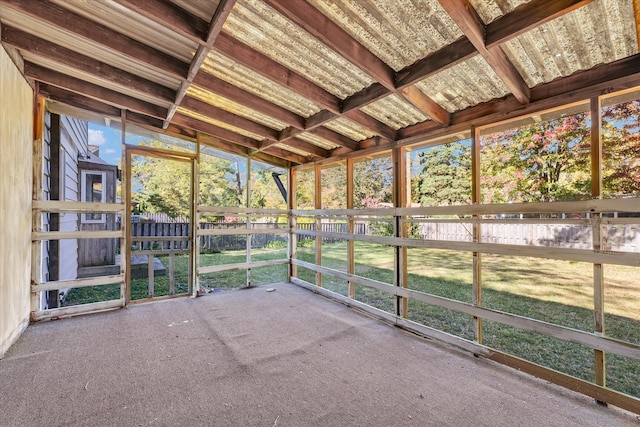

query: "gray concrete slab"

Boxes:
[1, 283, 638, 426]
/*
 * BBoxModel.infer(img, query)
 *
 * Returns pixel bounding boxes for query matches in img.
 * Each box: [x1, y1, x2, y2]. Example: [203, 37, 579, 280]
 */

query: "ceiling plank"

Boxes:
[485, 0, 594, 48]
[438, 0, 531, 104]
[180, 96, 280, 140]
[193, 72, 306, 129]
[25, 62, 168, 119]
[1, 25, 174, 104]
[111, 0, 209, 43]
[0, 0, 188, 79]
[164, 0, 237, 127]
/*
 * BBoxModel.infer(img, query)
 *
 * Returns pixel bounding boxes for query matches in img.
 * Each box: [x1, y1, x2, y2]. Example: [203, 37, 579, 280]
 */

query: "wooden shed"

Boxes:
[2, 0, 640, 423]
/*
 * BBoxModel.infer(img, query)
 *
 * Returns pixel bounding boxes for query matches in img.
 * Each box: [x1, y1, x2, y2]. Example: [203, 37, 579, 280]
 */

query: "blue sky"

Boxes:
[88, 123, 121, 166]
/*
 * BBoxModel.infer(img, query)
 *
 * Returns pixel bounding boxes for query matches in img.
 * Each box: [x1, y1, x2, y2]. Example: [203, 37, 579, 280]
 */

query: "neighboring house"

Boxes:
[41, 112, 117, 309]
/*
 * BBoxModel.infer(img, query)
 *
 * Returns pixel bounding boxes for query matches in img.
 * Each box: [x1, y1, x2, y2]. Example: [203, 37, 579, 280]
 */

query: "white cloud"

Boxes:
[104, 148, 116, 154]
[88, 129, 107, 146]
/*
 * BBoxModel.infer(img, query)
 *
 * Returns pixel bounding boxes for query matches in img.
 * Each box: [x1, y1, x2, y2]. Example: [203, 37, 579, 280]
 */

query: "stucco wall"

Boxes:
[0, 47, 33, 357]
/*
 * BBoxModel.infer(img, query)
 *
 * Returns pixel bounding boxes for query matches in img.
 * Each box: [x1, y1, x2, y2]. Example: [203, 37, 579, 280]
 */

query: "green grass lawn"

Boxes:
[65, 241, 640, 398]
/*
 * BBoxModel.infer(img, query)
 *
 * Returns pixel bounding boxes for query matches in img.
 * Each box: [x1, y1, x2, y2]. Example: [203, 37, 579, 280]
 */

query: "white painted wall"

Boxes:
[0, 47, 33, 357]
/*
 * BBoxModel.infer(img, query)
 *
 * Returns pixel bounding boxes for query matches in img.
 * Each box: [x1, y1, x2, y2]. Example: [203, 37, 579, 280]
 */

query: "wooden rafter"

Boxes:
[24, 63, 168, 119]
[0, 0, 188, 78]
[0, 25, 174, 104]
[264, 0, 450, 126]
[438, 0, 530, 104]
[164, 0, 237, 127]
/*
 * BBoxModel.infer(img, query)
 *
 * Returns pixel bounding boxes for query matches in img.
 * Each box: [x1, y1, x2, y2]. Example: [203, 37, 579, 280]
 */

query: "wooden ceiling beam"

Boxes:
[172, 113, 260, 151]
[485, 0, 594, 48]
[1, 25, 174, 104]
[214, 33, 341, 113]
[0, 0, 188, 79]
[214, 33, 389, 143]
[193, 72, 306, 129]
[25, 62, 168, 119]
[264, 0, 449, 126]
[262, 146, 310, 165]
[180, 96, 280, 140]
[263, 0, 395, 90]
[396, 52, 640, 144]
[438, 0, 530, 104]
[280, 138, 331, 158]
[111, 0, 209, 43]
[39, 84, 122, 118]
[164, 0, 237, 127]
[398, 86, 451, 127]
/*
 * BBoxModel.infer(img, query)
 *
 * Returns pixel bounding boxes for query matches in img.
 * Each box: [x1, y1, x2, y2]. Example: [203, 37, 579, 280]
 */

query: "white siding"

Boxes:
[59, 125, 79, 282]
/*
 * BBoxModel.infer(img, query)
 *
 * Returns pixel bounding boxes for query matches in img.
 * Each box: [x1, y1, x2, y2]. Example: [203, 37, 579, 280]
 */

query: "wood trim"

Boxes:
[471, 126, 483, 343]
[292, 227, 640, 267]
[31, 299, 125, 321]
[197, 206, 289, 214]
[197, 228, 290, 236]
[32, 230, 123, 240]
[292, 259, 640, 360]
[33, 200, 124, 213]
[33, 275, 124, 292]
[197, 259, 288, 275]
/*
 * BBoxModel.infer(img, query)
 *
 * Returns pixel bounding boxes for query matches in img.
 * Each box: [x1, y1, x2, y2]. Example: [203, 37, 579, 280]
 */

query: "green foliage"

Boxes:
[602, 100, 640, 197]
[480, 113, 591, 203]
[354, 156, 393, 207]
[413, 141, 471, 206]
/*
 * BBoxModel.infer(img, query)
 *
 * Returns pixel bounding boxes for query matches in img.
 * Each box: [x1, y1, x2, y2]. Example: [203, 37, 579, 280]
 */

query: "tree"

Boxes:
[602, 99, 640, 197]
[354, 156, 393, 208]
[413, 141, 471, 206]
[480, 112, 591, 203]
[130, 141, 240, 218]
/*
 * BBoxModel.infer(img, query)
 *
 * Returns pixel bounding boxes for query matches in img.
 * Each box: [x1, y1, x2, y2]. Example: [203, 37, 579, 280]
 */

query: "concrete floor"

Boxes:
[1, 283, 638, 426]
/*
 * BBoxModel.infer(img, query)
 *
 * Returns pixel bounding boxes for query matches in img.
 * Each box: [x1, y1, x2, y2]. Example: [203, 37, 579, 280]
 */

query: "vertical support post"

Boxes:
[315, 164, 322, 287]
[122, 112, 132, 304]
[47, 113, 61, 309]
[289, 167, 297, 280]
[246, 158, 252, 288]
[31, 92, 45, 316]
[393, 147, 408, 318]
[591, 96, 606, 393]
[346, 158, 355, 299]
[192, 135, 200, 296]
[471, 126, 483, 343]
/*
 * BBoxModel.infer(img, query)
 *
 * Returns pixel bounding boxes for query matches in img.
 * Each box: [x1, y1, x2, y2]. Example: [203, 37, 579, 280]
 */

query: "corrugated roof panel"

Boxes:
[502, 0, 638, 88]
[416, 56, 510, 112]
[0, 8, 182, 89]
[50, 0, 198, 63]
[177, 107, 265, 141]
[323, 118, 375, 141]
[295, 133, 340, 150]
[361, 94, 429, 129]
[469, 0, 529, 24]
[223, 0, 374, 98]
[308, 0, 463, 71]
[187, 85, 289, 131]
[170, 0, 220, 22]
[202, 51, 322, 118]
[273, 143, 313, 157]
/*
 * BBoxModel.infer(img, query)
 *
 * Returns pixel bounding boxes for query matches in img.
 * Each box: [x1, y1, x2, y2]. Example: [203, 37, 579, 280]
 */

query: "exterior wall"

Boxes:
[58, 124, 79, 282]
[0, 47, 33, 357]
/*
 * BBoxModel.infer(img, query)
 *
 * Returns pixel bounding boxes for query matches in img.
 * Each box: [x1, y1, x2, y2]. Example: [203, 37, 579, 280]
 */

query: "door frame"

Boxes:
[124, 144, 197, 303]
